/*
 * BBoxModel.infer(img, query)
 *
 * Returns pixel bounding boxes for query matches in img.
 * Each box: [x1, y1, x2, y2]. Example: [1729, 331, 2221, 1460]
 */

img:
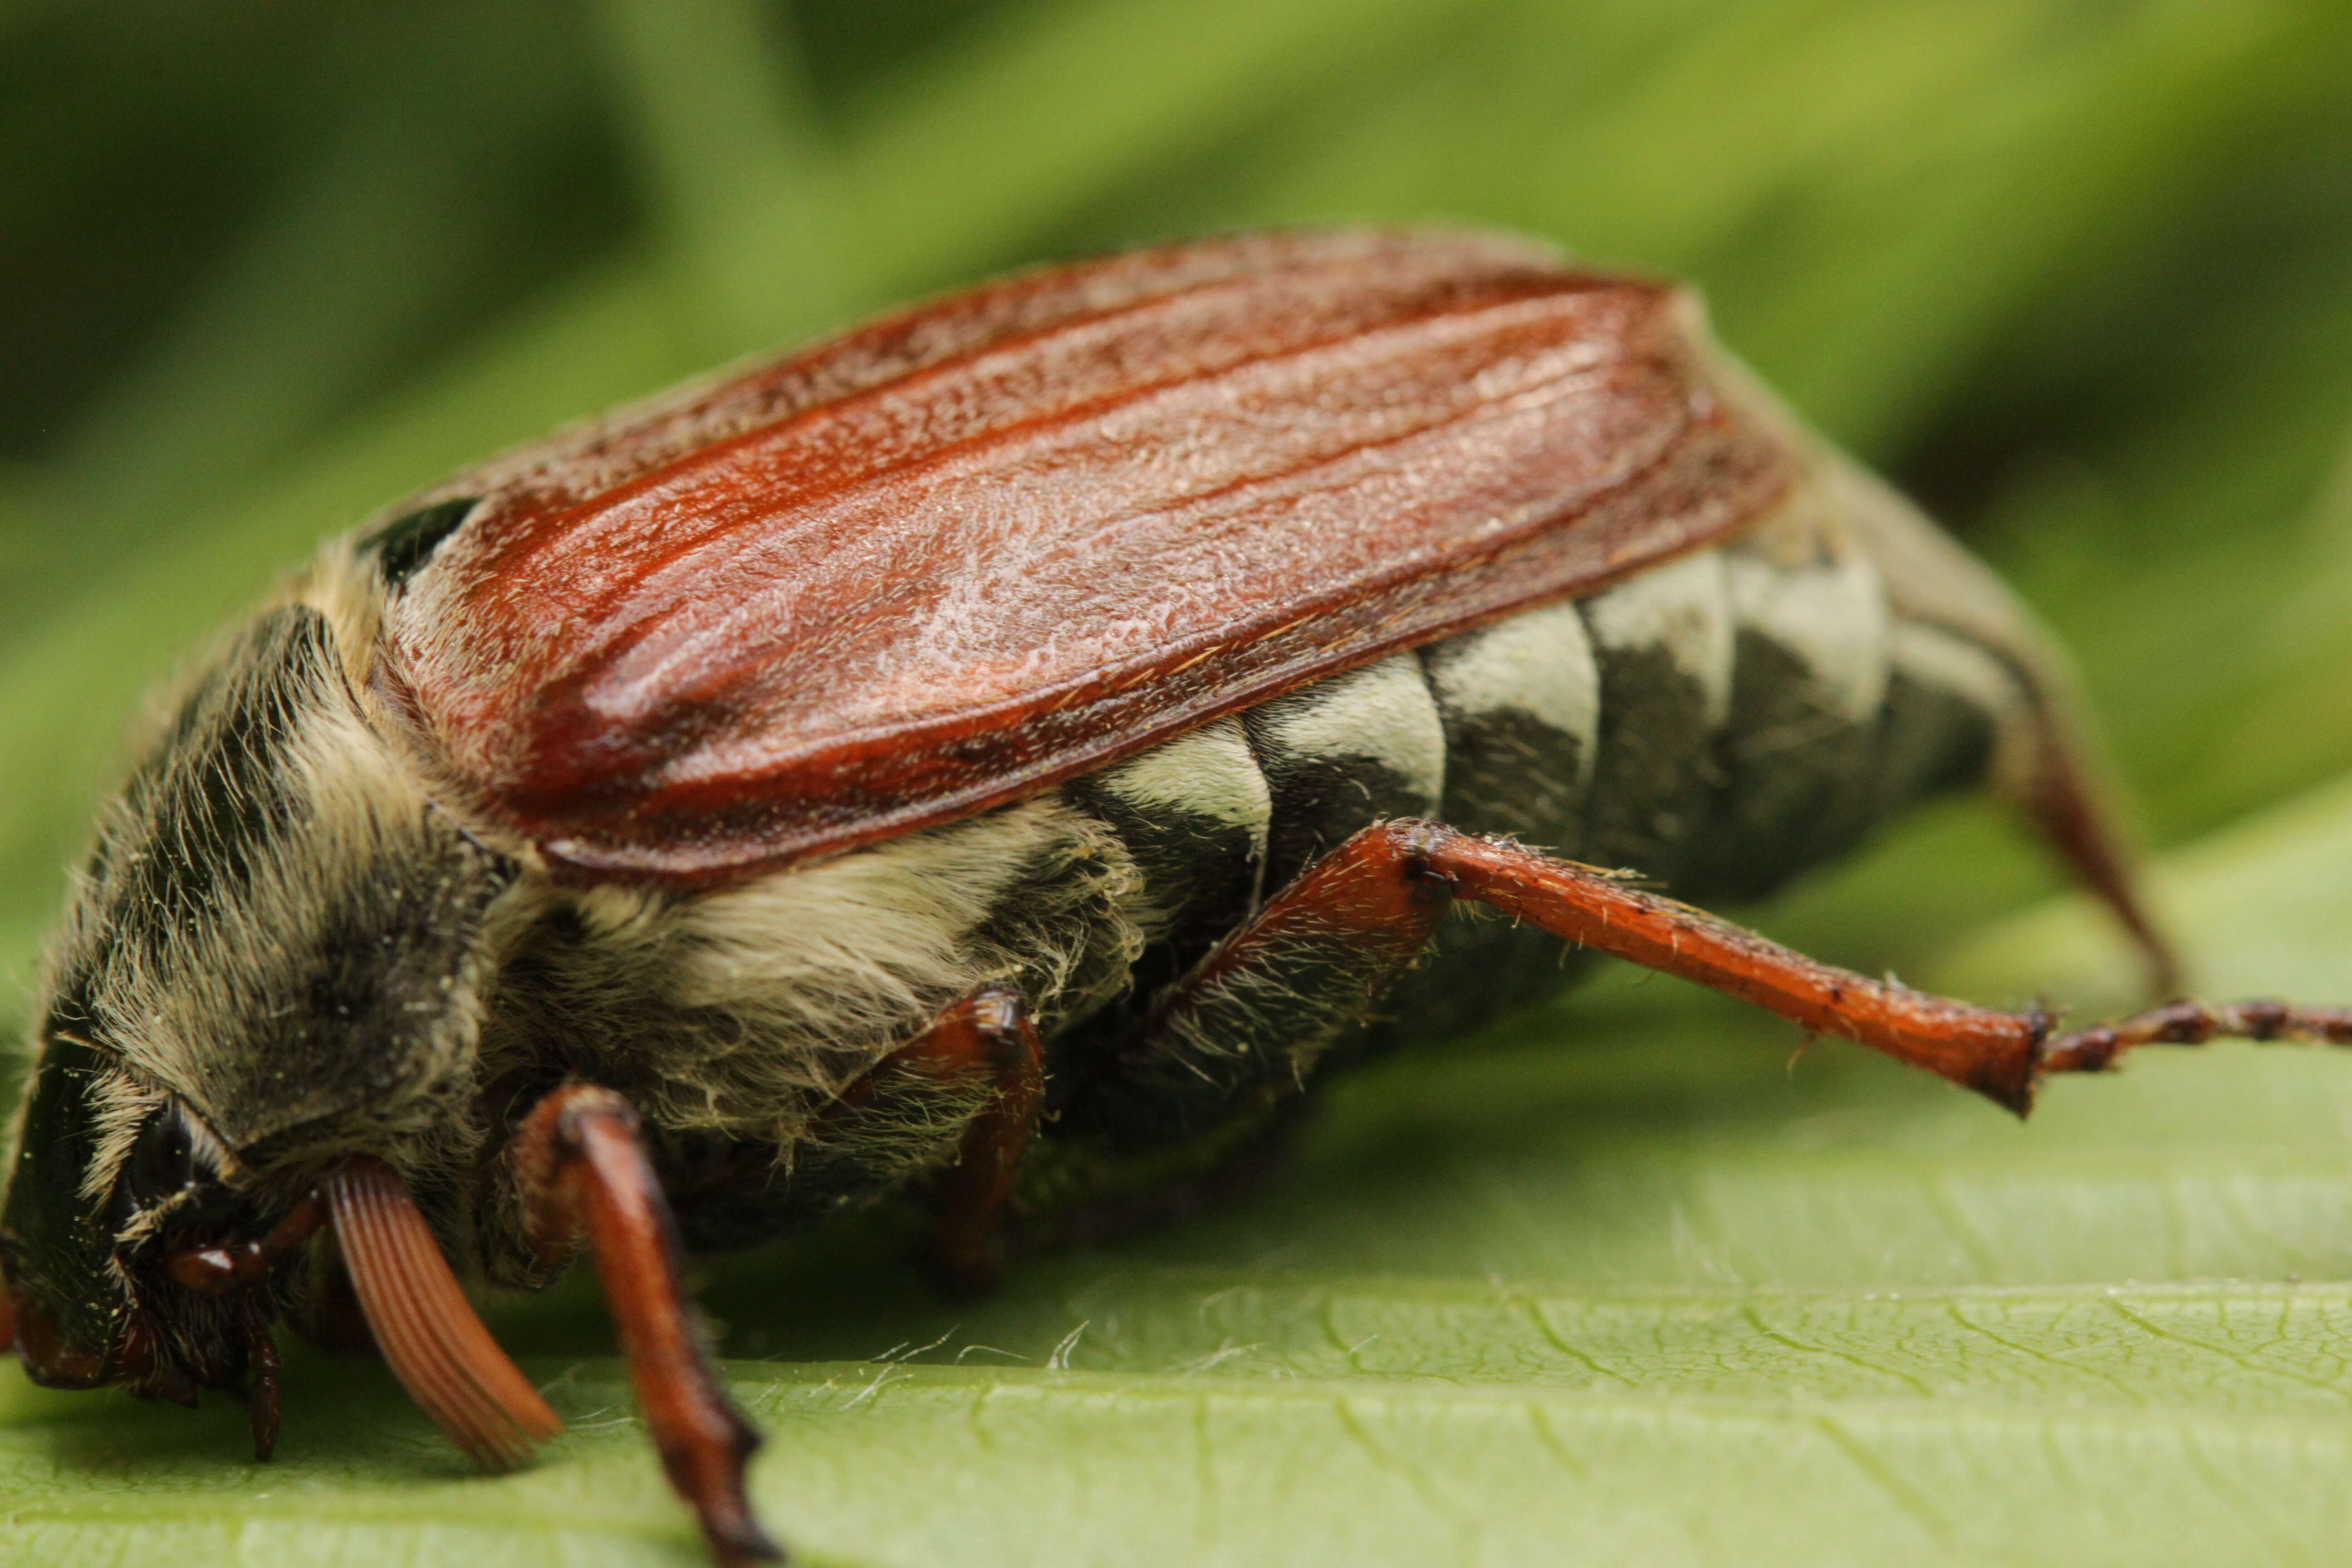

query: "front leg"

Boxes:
[500, 994, 1042, 1560]
[511, 1086, 781, 1567]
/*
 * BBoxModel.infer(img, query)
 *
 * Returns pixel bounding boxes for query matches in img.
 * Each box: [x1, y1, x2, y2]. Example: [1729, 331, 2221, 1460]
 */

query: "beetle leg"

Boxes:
[1102, 819, 2348, 1123]
[2014, 700, 2182, 997]
[1068, 824, 1457, 1147]
[839, 985, 1045, 1298]
[513, 1085, 780, 1568]
[246, 1318, 281, 1461]
[2034, 999, 2352, 1071]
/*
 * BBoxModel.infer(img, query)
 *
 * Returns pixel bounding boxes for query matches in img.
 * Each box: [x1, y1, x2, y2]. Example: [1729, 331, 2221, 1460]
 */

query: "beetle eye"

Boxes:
[125, 1107, 195, 1200]
[112, 1102, 235, 1229]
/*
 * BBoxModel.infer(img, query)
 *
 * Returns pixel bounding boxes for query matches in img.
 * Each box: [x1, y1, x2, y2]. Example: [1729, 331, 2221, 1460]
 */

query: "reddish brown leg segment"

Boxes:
[853, 985, 1045, 1297]
[1169, 821, 2352, 1116]
[516, 1086, 780, 1567]
[2016, 710, 2182, 998]
[246, 1320, 281, 1461]
[1413, 824, 2052, 1109]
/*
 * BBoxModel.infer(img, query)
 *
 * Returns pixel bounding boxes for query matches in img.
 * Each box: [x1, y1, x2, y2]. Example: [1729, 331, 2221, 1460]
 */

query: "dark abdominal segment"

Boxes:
[1054, 519, 2018, 1146]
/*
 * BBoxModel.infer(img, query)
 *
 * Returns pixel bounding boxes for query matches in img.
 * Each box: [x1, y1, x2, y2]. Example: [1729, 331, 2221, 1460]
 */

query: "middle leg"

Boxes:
[823, 984, 1046, 1297]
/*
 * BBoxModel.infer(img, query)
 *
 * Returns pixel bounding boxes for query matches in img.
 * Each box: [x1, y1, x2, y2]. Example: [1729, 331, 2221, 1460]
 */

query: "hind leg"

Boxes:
[1070, 819, 2352, 1139]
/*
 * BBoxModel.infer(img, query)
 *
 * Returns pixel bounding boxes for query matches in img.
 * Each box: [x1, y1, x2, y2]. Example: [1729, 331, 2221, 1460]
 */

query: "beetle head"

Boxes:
[1, 1042, 301, 1404]
[0, 584, 536, 1450]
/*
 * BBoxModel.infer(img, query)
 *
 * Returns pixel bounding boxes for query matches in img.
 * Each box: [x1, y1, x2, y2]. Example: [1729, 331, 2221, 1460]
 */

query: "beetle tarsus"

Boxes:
[2038, 999, 2352, 1075]
[247, 1320, 280, 1462]
[517, 1085, 783, 1566]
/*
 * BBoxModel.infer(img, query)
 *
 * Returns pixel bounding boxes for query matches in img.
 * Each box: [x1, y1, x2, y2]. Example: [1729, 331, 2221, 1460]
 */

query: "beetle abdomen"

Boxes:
[1057, 472, 2020, 1126]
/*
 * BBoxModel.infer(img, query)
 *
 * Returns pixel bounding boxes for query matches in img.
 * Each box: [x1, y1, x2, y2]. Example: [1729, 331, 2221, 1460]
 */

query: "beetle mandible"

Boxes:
[6, 228, 2346, 1566]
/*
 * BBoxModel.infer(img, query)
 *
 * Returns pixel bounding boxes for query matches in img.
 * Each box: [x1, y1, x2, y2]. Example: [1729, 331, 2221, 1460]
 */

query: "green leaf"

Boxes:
[10, 1, 2352, 1562]
[10, 772, 2352, 1564]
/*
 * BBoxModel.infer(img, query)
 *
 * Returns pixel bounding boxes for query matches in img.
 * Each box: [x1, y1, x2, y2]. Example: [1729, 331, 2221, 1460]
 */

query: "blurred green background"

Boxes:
[6, 1, 2352, 1564]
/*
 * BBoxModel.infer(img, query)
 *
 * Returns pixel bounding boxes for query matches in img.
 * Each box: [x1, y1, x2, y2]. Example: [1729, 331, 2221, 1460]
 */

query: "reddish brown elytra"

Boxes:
[385, 231, 1790, 875]
[5, 229, 2344, 1566]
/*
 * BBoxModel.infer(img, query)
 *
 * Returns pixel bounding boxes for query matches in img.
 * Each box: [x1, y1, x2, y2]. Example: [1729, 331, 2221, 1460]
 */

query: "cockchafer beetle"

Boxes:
[6, 227, 2347, 1566]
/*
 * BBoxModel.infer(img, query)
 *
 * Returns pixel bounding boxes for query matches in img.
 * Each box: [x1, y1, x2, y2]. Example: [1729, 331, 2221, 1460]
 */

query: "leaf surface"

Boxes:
[9, 773, 2352, 1565]
[8, 2, 2352, 1564]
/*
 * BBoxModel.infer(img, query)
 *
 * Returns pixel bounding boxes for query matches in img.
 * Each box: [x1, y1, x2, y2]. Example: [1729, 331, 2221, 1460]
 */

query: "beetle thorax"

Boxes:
[33, 601, 520, 1199]
[484, 799, 1147, 1138]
